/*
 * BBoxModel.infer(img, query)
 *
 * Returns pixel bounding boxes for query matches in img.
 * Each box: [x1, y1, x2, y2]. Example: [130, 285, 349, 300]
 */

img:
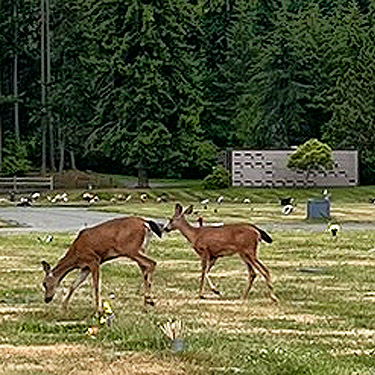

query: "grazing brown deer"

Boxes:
[41, 217, 162, 313]
[164, 204, 277, 302]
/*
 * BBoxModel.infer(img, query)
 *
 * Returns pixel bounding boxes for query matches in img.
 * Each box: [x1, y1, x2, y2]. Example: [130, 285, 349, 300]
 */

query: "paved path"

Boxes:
[0, 207, 126, 233]
[0, 207, 373, 234]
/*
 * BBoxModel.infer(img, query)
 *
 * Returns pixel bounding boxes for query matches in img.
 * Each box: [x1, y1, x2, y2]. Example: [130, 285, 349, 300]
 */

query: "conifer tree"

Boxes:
[81, 0, 207, 177]
[322, 2, 375, 183]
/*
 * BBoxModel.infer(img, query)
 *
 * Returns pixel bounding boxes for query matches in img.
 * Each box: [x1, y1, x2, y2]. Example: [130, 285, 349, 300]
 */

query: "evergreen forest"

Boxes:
[1, 0, 375, 183]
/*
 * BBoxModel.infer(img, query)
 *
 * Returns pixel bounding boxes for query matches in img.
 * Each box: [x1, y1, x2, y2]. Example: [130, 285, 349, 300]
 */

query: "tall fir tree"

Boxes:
[199, 0, 236, 148]
[80, 0, 208, 177]
[322, 2, 375, 183]
[237, 3, 314, 148]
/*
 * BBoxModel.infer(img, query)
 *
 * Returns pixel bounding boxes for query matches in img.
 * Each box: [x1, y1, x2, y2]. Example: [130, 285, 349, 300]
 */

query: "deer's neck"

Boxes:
[52, 251, 77, 284]
[177, 219, 199, 244]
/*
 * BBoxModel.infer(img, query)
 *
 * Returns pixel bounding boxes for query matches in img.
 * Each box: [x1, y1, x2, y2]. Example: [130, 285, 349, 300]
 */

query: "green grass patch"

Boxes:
[1, 230, 375, 374]
[6, 182, 375, 205]
[92, 201, 375, 225]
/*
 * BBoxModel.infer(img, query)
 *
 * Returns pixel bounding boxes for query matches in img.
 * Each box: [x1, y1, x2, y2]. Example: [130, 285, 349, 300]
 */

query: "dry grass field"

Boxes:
[1, 221, 375, 374]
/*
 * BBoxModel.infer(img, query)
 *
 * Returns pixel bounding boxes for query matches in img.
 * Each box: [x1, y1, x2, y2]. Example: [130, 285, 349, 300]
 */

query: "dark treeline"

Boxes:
[1, 0, 375, 182]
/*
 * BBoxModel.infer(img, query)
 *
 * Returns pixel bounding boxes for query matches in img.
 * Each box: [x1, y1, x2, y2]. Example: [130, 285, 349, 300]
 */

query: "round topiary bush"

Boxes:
[202, 166, 231, 190]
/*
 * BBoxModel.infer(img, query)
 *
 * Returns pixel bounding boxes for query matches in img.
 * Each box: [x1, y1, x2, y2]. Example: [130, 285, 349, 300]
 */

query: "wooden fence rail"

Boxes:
[0, 176, 54, 192]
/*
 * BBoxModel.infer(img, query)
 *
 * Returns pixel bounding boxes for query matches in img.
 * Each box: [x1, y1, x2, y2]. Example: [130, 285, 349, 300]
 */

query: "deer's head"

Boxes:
[164, 203, 193, 232]
[41, 261, 57, 303]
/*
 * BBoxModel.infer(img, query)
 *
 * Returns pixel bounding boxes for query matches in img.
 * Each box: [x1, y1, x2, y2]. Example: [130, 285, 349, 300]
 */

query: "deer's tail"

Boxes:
[147, 220, 163, 238]
[252, 225, 273, 243]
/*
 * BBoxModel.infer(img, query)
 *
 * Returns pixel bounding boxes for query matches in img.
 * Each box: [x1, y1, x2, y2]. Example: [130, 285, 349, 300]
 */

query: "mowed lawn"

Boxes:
[1, 228, 375, 374]
[94, 201, 375, 224]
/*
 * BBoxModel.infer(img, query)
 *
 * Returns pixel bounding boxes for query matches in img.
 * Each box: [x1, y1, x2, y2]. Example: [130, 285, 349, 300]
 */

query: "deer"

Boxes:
[164, 204, 277, 302]
[41, 217, 162, 313]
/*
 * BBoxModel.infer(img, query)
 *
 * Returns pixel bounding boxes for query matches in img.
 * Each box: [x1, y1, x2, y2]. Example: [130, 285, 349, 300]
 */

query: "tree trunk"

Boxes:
[70, 150, 76, 170]
[58, 127, 65, 173]
[0, 116, 2, 174]
[41, 0, 47, 175]
[0, 62, 3, 173]
[46, 0, 55, 171]
[13, 3, 19, 142]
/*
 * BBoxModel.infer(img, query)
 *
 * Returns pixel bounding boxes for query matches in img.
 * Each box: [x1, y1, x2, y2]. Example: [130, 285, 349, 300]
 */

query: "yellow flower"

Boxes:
[102, 300, 113, 314]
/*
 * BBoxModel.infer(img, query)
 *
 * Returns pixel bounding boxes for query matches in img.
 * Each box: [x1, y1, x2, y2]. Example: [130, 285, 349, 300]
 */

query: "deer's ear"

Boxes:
[41, 261, 51, 274]
[174, 203, 183, 216]
[183, 205, 194, 215]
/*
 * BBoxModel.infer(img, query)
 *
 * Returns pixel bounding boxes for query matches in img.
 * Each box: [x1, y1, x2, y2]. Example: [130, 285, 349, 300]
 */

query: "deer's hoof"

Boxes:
[270, 294, 279, 304]
[212, 289, 221, 296]
[145, 297, 155, 306]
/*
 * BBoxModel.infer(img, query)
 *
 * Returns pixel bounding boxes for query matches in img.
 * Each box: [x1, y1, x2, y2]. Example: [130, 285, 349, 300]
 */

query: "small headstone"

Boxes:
[136, 160, 149, 188]
[307, 198, 330, 219]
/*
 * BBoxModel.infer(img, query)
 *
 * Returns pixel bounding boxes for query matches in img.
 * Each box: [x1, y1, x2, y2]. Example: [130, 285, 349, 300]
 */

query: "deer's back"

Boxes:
[194, 224, 260, 256]
[72, 217, 146, 262]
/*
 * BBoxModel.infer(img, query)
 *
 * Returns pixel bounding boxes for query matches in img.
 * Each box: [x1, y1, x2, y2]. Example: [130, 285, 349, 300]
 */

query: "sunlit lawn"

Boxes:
[1, 228, 375, 374]
[94, 201, 375, 224]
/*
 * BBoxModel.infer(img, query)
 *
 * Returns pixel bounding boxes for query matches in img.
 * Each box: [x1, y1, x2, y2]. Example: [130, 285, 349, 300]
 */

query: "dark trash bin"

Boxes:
[307, 198, 330, 219]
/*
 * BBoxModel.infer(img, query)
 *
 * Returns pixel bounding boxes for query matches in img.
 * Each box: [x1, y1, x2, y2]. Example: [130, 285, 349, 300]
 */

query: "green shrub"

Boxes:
[194, 140, 218, 177]
[202, 166, 231, 189]
[287, 139, 334, 175]
[96, 191, 114, 201]
[1, 137, 32, 176]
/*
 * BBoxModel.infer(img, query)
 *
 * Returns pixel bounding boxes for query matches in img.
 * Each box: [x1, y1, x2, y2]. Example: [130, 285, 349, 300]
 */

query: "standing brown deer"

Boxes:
[41, 217, 162, 313]
[164, 204, 277, 302]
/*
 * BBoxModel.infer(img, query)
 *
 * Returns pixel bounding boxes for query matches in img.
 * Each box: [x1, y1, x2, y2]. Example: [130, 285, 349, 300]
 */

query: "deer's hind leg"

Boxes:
[243, 251, 278, 303]
[253, 258, 278, 303]
[136, 231, 153, 294]
[239, 254, 257, 300]
[131, 253, 157, 306]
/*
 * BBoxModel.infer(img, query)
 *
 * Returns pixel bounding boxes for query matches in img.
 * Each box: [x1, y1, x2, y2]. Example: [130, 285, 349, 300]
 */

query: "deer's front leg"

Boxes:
[62, 268, 90, 312]
[199, 254, 209, 299]
[90, 264, 101, 314]
[206, 256, 220, 296]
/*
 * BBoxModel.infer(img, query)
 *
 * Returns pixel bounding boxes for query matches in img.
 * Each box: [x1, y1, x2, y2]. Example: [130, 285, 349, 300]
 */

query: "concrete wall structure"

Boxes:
[232, 150, 358, 187]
